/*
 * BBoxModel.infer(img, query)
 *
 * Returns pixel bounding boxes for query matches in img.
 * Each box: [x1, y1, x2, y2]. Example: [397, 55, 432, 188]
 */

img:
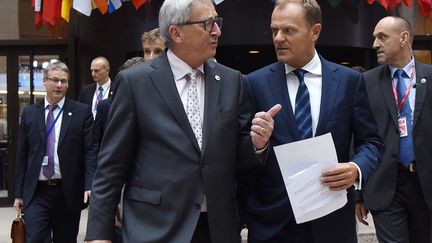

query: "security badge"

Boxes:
[42, 156, 49, 166]
[398, 116, 408, 137]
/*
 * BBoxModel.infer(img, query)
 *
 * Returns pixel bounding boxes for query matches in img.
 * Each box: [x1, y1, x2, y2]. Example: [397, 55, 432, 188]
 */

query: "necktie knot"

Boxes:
[293, 69, 307, 84]
[47, 104, 57, 112]
[187, 69, 199, 81]
[395, 69, 405, 80]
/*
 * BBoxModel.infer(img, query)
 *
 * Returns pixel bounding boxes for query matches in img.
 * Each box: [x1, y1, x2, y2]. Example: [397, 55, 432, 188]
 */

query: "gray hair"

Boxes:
[159, 0, 214, 48]
[43, 61, 70, 80]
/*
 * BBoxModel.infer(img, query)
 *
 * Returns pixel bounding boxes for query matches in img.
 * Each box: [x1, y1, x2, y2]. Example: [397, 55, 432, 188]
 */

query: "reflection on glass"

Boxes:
[0, 56, 7, 198]
[18, 55, 59, 117]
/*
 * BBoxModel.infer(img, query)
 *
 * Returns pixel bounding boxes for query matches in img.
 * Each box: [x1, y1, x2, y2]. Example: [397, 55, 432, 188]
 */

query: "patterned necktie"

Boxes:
[293, 69, 312, 139]
[95, 86, 104, 111]
[43, 104, 57, 179]
[395, 69, 415, 167]
[186, 69, 203, 149]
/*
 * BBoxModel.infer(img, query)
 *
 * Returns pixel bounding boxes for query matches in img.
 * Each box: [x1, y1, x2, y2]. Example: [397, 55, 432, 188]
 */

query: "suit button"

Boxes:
[195, 203, 201, 210]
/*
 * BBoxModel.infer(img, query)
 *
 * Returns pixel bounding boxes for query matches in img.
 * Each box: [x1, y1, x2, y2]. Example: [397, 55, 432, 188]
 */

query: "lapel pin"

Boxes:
[421, 78, 426, 84]
[68, 112, 72, 116]
[215, 75, 220, 81]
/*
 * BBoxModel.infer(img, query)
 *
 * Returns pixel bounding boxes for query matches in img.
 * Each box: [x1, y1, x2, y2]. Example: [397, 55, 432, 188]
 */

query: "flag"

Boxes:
[131, 0, 150, 9]
[32, 0, 43, 28]
[387, 0, 402, 11]
[418, 0, 432, 17]
[328, 0, 342, 7]
[61, 0, 72, 21]
[108, 0, 123, 13]
[43, 0, 62, 26]
[73, 0, 93, 16]
[403, 0, 413, 9]
[94, 0, 109, 14]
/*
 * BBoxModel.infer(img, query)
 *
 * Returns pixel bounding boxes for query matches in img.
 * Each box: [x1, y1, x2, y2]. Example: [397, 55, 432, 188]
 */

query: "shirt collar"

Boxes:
[44, 96, 65, 109]
[167, 49, 204, 81]
[97, 78, 111, 90]
[389, 57, 415, 79]
[284, 50, 322, 76]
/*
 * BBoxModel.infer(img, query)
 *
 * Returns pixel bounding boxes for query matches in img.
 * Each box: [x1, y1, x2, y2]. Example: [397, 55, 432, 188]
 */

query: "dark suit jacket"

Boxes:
[242, 57, 383, 242]
[362, 62, 432, 210]
[78, 81, 114, 107]
[86, 54, 263, 243]
[15, 99, 96, 212]
[93, 99, 111, 151]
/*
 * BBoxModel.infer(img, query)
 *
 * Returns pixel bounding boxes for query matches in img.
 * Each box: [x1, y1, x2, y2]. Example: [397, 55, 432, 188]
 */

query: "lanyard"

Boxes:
[95, 83, 110, 105]
[46, 107, 63, 138]
[391, 66, 415, 115]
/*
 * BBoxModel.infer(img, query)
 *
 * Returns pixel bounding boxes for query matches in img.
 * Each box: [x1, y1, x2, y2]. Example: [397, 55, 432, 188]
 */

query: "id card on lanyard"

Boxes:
[392, 67, 415, 138]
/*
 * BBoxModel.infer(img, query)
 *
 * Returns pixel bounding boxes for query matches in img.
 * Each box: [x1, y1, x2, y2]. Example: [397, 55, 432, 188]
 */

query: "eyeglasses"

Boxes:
[181, 17, 223, 32]
[45, 77, 68, 84]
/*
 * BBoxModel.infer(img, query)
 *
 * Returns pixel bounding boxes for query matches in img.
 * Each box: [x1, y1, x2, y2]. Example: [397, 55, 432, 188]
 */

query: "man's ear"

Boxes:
[311, 23, 322, 43]
[400, 31, 409, 47]
[169, 25, 182, 44]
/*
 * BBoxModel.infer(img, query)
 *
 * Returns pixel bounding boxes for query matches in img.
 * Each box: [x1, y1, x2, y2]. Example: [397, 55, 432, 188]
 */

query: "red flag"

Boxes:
[93, 0, 108, 14]
[42, 0, 62, 26]
[387, 0, 402, 11]
[32, 0, 43, 29]
[367, 0, 375, 3]
[131, 0, 150, 10]
[403, 0, 413, 9]
[418, 0, 432, 17]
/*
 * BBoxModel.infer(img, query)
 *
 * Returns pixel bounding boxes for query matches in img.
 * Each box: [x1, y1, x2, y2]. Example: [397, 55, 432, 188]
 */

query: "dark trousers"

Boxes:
[248, 219, 314, 243]
[191, 213, 211, 243]
[24, 183, 81, 243]
[371, 170, 432, 243]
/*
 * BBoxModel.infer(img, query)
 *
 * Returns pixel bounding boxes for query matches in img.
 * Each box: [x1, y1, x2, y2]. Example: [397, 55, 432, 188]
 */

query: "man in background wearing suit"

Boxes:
[85, 0, 280, 242]
[356, 16, 432, 243]
[14, 61, 96, 243]
[241, 1, 383, 242]
[78, 56, 113, 119]
[141, 28, 166, 61]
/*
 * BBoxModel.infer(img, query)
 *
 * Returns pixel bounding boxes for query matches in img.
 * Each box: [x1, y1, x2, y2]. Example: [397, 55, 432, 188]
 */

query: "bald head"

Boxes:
[372, 16, 413, 67]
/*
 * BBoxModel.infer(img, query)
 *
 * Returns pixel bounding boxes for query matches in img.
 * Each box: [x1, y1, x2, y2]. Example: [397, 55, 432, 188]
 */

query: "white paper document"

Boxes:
[273, 133, 347, 224]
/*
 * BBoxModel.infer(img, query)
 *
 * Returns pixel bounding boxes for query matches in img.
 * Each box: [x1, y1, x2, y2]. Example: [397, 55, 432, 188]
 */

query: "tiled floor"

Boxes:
[0, 207, 377, 243]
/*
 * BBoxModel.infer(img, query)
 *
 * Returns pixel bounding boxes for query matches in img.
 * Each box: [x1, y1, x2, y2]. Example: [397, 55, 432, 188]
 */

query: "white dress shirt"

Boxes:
[284, 50, 362, 189]
[39, 97, 65, 180]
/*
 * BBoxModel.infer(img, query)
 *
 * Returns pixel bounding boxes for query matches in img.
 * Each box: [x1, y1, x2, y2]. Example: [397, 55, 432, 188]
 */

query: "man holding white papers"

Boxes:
[239, 0, 383, 242]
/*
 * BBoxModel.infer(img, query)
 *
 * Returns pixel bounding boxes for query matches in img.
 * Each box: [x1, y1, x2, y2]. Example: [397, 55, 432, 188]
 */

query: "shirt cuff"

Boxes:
[349, 161, 362, 190]
[254, 143, 268, 154]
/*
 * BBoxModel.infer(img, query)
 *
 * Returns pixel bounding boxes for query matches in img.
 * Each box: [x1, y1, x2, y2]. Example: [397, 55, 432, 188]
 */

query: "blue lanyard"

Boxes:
[46, 107, 64, 138]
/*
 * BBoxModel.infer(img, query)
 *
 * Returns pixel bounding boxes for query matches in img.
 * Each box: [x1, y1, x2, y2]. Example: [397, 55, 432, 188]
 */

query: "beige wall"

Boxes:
[0, 0, 19, 39]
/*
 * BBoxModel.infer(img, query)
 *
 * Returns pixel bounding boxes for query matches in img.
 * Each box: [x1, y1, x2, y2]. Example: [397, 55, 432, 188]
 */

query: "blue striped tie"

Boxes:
[293, 69, 312, 139]
[395, 69, 415, 167]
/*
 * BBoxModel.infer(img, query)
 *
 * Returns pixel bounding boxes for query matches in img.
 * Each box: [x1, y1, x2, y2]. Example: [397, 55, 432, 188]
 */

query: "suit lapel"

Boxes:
[413, 62, 428, 128]
[379, 66, 399, 128]
[58, 99, 73, 147]
[150, 55, 201, 153]
[201, 60, 220, 153]
[316, 58, 339, 135]
[268, 62, 298, 139]
[37, 101, 46, 144]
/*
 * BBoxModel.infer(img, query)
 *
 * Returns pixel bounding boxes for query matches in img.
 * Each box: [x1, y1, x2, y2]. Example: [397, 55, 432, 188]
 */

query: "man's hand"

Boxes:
[320, 162, 359, 191]
[251, 104, 282, 150]
[84, 190, 91, 204]
[355, 202, 369, 226]
[13, 198, 23, 214]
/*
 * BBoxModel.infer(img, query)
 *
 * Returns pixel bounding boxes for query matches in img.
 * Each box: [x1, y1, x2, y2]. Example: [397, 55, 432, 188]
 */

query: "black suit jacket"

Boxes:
[362, 62, 432, 210]
[93, 99, 111, 151]
[15, 99, 96, 212]
[86, 54, 263, 243]
[78, 81, 114, 107]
